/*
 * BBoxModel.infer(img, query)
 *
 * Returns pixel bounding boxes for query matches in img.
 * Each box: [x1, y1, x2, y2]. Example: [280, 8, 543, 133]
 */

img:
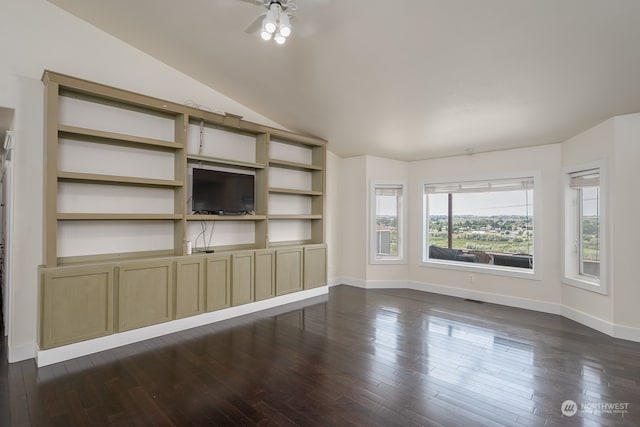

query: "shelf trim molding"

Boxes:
[58, 171, 183, 188]
[186, 154, 265, 170]
[59, 124, 183, 150]
[57, 213, 183, 221]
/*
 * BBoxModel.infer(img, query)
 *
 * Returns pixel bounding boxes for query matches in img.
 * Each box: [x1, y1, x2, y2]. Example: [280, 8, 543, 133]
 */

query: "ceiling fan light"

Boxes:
[264, 4, 278, 33]
[261, 30, 272, 41]
[279, 13, 291, 37]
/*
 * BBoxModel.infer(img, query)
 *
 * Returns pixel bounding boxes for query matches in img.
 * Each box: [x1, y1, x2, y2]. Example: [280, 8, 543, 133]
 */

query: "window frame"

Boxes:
[420, 171, 542, 280]
[562, 160, 608, 294]
[370, 180, 407, 265]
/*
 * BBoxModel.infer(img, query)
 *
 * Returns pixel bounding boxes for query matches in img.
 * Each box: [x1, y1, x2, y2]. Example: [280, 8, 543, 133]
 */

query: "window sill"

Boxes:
[370, 258, 407, 265]
[563, 276, 607, 295]
[420, 259, 540, 281]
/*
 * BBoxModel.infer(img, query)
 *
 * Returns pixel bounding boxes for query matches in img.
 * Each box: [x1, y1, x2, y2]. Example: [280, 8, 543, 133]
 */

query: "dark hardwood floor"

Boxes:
[2, 285, 640, 426]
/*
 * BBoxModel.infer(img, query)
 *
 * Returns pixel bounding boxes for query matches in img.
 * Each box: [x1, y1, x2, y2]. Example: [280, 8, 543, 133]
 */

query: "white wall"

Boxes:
[337, 156, 367, 283]
[0, 0, 289, 361]
[612, 113, 640, 329]
[409, 144, 563, 306]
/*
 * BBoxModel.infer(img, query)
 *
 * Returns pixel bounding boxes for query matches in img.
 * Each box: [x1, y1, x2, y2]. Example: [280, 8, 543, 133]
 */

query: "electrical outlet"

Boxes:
[468, 274, 474, 283]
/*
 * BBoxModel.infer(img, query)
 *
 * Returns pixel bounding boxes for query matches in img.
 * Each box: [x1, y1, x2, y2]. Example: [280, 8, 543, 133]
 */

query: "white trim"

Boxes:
[369, 180, 408, 265]
[364, 279, 561, 314]
[8, 342, 37, 363]
[562, 160, 608, 295]
[335, 276, 367, 289]
[36, 286, 328, 367]
[420, 170, 542, 281]
[560, 305, 614, 336]
[333, 281, 640, 343]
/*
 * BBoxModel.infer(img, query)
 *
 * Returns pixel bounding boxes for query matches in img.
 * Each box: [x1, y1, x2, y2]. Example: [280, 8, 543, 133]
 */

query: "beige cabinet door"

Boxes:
[276, 247, 303, 296]
[255, 249, 275, 301]
[176, 258, 205, 319]
[304, 245, 327, 290]
[206, 254, 231, 312]
[40, 265, 115, 349]
[232, 252, 255, 306]
[118, 260, 174, 332]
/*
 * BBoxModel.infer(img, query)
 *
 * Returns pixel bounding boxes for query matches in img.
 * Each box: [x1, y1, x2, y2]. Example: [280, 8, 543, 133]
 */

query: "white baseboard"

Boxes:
[561, 305, 615, 336]
[335, 279, 640, 343]
[333, 276, 367, 289]
[36, 286, 328, 367]
[8, 342, 37, 363]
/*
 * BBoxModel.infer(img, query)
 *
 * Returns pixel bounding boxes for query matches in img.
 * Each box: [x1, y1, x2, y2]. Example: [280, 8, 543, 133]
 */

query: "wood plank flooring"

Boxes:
[3, 285, 640, 426]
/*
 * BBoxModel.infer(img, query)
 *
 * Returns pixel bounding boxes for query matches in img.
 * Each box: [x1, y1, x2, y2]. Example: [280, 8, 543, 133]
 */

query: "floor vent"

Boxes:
[464, 299, 485, 304]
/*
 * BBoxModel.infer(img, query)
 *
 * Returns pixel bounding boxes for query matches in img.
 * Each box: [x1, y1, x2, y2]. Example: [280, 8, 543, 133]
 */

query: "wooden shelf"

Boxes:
[58, 171, 183, 188]
[268, 214, 323, 220]
[57, 213, 182, 221]
[58, 124, 183, 150]
[187, 154, 265, 170]
[186, 214, 266, 221]
[268, 159, 323, 172]
[269, 187, 323, 196]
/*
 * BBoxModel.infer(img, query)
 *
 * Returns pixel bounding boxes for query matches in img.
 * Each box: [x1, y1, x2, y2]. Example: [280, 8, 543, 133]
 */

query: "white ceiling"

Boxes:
[48, 0, 640, 160]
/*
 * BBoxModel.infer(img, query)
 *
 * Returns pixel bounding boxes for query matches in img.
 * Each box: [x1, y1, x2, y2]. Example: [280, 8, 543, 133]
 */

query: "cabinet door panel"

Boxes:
[206, 254, 231, 311]
[176, 258, 205, 319]
[304, 245, 327, 290]
[118, 260, 174, 331]
[232, 252, 254, 306]
[276, 248, 303, 296]
[40, 265, 115, 349]
[255, 250, 275, 301]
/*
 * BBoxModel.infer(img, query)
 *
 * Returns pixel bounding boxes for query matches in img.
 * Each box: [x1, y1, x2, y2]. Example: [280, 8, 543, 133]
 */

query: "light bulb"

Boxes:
[265, 5, 277, 33]
[274, 33, 286, 45]
[261, 31, 272, 41]
[279, 12, 291, 37]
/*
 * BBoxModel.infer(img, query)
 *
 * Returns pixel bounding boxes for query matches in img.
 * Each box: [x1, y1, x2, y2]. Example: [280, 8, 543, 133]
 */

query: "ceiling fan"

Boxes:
[241, 0, 297, 44]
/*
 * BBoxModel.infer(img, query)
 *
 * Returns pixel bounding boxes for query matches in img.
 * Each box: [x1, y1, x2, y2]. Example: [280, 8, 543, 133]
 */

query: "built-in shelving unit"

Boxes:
[39, 70, 328, 354]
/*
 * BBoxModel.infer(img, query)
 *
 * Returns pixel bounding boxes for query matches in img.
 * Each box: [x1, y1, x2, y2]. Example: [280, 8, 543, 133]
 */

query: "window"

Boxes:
[563, 162, 607, 293]
[371, 182, 406, 264]
[423, 175, 538, 277]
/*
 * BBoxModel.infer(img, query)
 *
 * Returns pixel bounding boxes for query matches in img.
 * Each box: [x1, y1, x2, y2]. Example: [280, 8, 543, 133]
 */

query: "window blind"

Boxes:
[425, 177, 533, 194]
[569, 168, 599, 188]
[375, 186, 402, 197]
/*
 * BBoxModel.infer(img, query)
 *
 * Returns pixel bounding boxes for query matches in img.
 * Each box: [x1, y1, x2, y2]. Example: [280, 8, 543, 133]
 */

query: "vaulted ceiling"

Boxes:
[47, 0, 640, 160]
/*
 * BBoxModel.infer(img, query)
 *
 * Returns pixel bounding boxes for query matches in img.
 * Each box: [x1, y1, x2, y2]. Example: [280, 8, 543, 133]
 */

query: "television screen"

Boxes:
[192, 168, 255, 215]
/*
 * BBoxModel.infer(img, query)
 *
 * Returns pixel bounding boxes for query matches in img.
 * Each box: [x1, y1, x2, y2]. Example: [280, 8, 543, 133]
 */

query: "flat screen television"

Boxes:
[192, 168, 255, 215]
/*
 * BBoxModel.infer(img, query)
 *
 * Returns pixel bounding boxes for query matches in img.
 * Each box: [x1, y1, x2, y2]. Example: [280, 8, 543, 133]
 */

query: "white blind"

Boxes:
[569, 168, 599, 188]
[375, 186, 402, 197]
[425, 177, 533, 194]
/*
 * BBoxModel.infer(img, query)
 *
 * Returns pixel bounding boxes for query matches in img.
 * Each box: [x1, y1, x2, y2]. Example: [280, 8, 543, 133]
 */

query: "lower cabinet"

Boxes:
[40, 265, 115, 350]
[38, 244, 328, 349]
[255, 249, 276, 301]
[304, 245, 327, 290]
[232, 252, 255, 306]
[276, 247, 303, 296]
[118, 260, 174, 332]
[175, 258, 205, 319]
[206, 254, 231, 311]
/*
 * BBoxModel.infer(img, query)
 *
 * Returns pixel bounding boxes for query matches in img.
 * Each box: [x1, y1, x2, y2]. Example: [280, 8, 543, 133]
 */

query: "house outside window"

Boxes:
[422, 174, 540, 279]
[371, 182, 406, 264]
[563, 162, 607, 293]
